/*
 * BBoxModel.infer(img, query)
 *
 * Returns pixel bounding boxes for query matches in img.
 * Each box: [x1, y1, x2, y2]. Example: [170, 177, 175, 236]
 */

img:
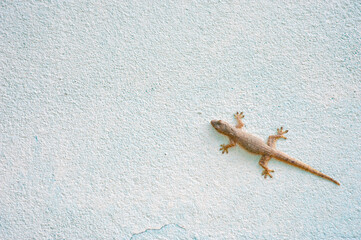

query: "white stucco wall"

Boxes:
[1, 1, 360, 239]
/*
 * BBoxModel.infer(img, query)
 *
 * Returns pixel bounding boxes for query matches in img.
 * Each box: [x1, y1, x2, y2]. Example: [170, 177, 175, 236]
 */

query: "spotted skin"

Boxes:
[211, 112, 340, 185]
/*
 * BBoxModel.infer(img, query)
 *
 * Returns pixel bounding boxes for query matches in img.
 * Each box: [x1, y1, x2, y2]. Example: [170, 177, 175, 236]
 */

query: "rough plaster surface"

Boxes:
[1, 0, 360, 239]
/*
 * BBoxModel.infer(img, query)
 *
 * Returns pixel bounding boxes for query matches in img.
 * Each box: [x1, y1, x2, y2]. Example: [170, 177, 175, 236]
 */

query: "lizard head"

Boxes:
[211, 120, 233, 136]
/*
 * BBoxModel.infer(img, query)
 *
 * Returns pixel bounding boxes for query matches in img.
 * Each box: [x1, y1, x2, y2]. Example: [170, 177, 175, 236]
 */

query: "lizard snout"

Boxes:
[211, 120, 221, 128]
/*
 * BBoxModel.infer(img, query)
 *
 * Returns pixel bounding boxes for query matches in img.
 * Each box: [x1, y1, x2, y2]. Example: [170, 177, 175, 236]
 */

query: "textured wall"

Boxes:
[1, 1, 360, 239]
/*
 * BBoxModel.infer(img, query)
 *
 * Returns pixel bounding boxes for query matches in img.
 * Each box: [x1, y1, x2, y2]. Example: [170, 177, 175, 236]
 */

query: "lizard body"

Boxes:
[211, 112, 340, 185]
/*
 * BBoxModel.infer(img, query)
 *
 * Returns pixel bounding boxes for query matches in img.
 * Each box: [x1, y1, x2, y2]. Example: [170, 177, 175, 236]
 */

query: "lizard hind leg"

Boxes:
[259, 155, 274, 178]
[258, 127, 289, 179]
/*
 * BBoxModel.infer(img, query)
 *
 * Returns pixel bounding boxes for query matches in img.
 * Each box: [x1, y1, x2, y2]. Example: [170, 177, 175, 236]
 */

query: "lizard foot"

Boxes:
[234, 112, 244, 119]
[262, 169, 274, 179]
[220, 144, 230, 154]
[276, 127, 288, 139]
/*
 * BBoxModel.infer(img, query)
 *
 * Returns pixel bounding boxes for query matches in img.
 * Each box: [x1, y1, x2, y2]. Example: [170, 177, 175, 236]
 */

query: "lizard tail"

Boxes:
[272, 151, 340, 185]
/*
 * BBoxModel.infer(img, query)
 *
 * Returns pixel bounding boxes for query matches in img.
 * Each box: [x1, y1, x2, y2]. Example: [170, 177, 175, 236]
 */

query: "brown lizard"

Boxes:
[211, 112, 340, 185]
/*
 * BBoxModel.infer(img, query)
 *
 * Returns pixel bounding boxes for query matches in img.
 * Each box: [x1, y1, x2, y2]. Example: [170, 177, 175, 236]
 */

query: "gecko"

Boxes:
[211, 112, 340, 185]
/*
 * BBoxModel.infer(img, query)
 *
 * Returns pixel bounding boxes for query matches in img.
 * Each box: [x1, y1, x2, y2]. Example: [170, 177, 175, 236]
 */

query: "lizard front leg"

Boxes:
[234, 112, 245, 128]
[259, 127, 288, 178]
[219, 138, 236, 154]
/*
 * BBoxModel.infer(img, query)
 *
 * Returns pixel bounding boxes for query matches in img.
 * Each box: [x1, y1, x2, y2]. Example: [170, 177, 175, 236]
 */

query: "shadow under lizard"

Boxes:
[211, 112, 340, 185]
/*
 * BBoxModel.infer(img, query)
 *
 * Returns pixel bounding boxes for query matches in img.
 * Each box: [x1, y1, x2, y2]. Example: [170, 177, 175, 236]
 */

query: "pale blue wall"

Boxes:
[1, 1, 360, 239]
